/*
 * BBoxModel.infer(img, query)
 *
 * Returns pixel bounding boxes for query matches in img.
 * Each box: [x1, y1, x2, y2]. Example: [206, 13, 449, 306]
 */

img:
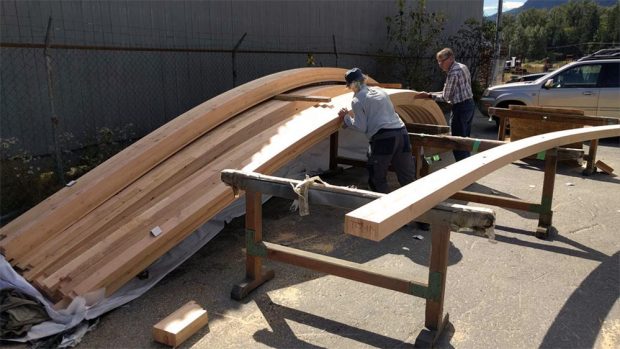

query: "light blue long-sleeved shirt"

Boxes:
[343, 85, 404, 139]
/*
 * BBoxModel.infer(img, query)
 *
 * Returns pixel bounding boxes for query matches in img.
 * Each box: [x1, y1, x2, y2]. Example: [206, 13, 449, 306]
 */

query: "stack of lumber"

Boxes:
[0, 68, 446, 305]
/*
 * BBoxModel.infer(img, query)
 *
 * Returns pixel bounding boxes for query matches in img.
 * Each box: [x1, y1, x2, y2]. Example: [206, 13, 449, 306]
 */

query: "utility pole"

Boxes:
[490, 0, 503, 85]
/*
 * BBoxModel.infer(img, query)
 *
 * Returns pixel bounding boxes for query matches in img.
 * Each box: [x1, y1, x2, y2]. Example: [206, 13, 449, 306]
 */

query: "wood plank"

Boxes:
[344, 125, 620, 241]
[490, 108, 619, 126]
[405, 123, 450, 135]
[152, 300, 208, 347]
[0, 68, 350, 261]
[368, 83, 403, 88]
[273, 94, 331, 102]
[508, 105, 585, 115]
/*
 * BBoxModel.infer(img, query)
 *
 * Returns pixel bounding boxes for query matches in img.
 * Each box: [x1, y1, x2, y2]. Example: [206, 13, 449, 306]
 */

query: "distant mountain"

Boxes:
[486, 0, 618, 20]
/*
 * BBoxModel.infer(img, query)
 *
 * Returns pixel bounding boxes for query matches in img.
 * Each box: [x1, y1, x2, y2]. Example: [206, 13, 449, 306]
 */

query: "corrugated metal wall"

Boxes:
[0, 0, 482, 156]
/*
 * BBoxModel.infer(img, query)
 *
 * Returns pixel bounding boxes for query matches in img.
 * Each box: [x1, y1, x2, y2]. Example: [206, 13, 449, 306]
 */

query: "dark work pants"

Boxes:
[451, 98, 475, 161]
[367, 127, 415, 194]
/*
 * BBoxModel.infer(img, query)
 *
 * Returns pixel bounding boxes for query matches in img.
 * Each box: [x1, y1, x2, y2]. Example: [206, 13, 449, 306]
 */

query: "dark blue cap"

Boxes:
[345, 67, 364, 86]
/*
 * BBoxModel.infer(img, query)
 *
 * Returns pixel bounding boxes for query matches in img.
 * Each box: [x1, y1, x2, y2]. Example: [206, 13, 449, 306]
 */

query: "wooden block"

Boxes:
[153, 301, 208, 347]
[595, 160, 614, 174]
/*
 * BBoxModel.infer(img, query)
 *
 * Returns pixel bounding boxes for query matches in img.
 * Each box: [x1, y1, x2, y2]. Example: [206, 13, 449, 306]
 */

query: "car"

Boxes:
[505, 72, 549, 84]
[479, 58, 620, 126]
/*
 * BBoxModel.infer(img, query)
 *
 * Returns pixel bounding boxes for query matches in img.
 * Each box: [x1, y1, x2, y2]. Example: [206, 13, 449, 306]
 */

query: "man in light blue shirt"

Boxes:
[338, 67, 415, 194]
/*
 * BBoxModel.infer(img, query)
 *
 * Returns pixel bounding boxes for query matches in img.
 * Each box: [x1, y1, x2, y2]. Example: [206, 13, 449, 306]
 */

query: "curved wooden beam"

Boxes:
[0, 68, 351, 260]
[21, 85, 344, 279]
[344, 125, 620, 241]
[388, 90, 446, 125]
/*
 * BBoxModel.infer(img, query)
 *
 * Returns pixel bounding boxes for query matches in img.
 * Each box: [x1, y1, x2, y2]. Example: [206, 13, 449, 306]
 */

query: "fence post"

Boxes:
[332, 34, 338, 67]
[44, 16, 66, 185]
[232, 33, 247, 87]
[489, 0, 504, 86]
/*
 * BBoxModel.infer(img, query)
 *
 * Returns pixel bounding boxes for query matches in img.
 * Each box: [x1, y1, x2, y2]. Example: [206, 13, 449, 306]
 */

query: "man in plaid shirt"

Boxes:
[416, 48, 475, 161]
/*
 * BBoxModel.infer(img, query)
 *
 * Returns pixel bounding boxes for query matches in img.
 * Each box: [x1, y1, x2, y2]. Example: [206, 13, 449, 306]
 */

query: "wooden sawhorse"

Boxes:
[221, 169, 495, 347]
[491, 105, 619, 176]
[409, 133, 567, 238]
[326, 122, 558, 238]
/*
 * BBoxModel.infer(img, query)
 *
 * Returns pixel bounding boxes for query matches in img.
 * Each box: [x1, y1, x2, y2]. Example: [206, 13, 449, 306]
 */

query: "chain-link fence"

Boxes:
[0, 37, 422, 220]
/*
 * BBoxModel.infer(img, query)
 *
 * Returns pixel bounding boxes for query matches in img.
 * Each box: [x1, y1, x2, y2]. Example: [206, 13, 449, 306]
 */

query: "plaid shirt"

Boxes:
[432, 61, 473, 104]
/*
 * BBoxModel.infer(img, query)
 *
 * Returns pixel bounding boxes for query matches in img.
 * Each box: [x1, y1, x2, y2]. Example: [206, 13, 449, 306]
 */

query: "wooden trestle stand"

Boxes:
[221, 169, 495, 347]
[406, 132, 561, 238]
[329, 121, 578, 239]
[330, 115, 617, 239]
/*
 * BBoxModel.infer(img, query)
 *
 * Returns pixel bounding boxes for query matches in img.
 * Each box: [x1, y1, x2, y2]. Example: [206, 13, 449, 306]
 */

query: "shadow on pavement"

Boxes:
[540, 252, 619, 348]
[253, 293, 416, 348]
[472, 225, 610, 263]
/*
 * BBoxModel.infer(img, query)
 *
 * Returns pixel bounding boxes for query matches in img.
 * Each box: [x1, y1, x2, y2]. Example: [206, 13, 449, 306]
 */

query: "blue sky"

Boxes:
[484, 0, 527, 16]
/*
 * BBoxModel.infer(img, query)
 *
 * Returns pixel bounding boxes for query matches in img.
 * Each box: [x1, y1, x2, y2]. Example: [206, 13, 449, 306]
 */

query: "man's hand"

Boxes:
[338, 108, 351, 124]
[413, 92, 432, 100]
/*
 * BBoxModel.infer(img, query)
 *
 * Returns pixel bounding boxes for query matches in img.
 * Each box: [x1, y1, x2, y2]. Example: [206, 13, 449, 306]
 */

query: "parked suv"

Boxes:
[479, 57, 620, 125]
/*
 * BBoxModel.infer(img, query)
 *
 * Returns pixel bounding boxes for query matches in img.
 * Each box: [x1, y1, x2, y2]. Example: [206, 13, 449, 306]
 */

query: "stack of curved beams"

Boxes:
[0, 68, 446, 303]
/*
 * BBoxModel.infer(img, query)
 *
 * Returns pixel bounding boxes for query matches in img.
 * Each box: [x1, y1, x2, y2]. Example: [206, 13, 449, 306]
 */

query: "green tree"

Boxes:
[599, 2, 620, 43]
[384, 0, 445, 90]
[448, 18, 495, 81]
[501, 0, 617, 60]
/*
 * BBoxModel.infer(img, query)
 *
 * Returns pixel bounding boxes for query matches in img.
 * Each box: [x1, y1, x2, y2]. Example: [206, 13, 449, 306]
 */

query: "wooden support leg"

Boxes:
[329, 132, 339, 172]
[413, 145, 423, 179]
[497, 116, 507, 141]
[231, 191, 274, 300]
[535, 148, 557, 239]
[416, 223, 451, 347]
[583, 139, 598, 176]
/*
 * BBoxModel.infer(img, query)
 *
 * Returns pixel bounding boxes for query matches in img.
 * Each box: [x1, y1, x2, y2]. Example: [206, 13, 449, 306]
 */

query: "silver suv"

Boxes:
[479, 58, 620, 124]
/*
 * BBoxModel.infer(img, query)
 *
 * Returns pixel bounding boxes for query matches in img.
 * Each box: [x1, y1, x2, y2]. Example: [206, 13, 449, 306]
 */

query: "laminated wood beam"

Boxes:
[368, 83, 402, 88]
[56, 96, 350, 298]
[36, 85, 347, 293]
[21, 100, 300, 275]
[490, 107, 619, 126]
[22, 85, 345, 280]
[344, 125, 620, 241]
[405, 123, 451, 135]
[273, 94, 332, 102]
[0, 68, 351, 260]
